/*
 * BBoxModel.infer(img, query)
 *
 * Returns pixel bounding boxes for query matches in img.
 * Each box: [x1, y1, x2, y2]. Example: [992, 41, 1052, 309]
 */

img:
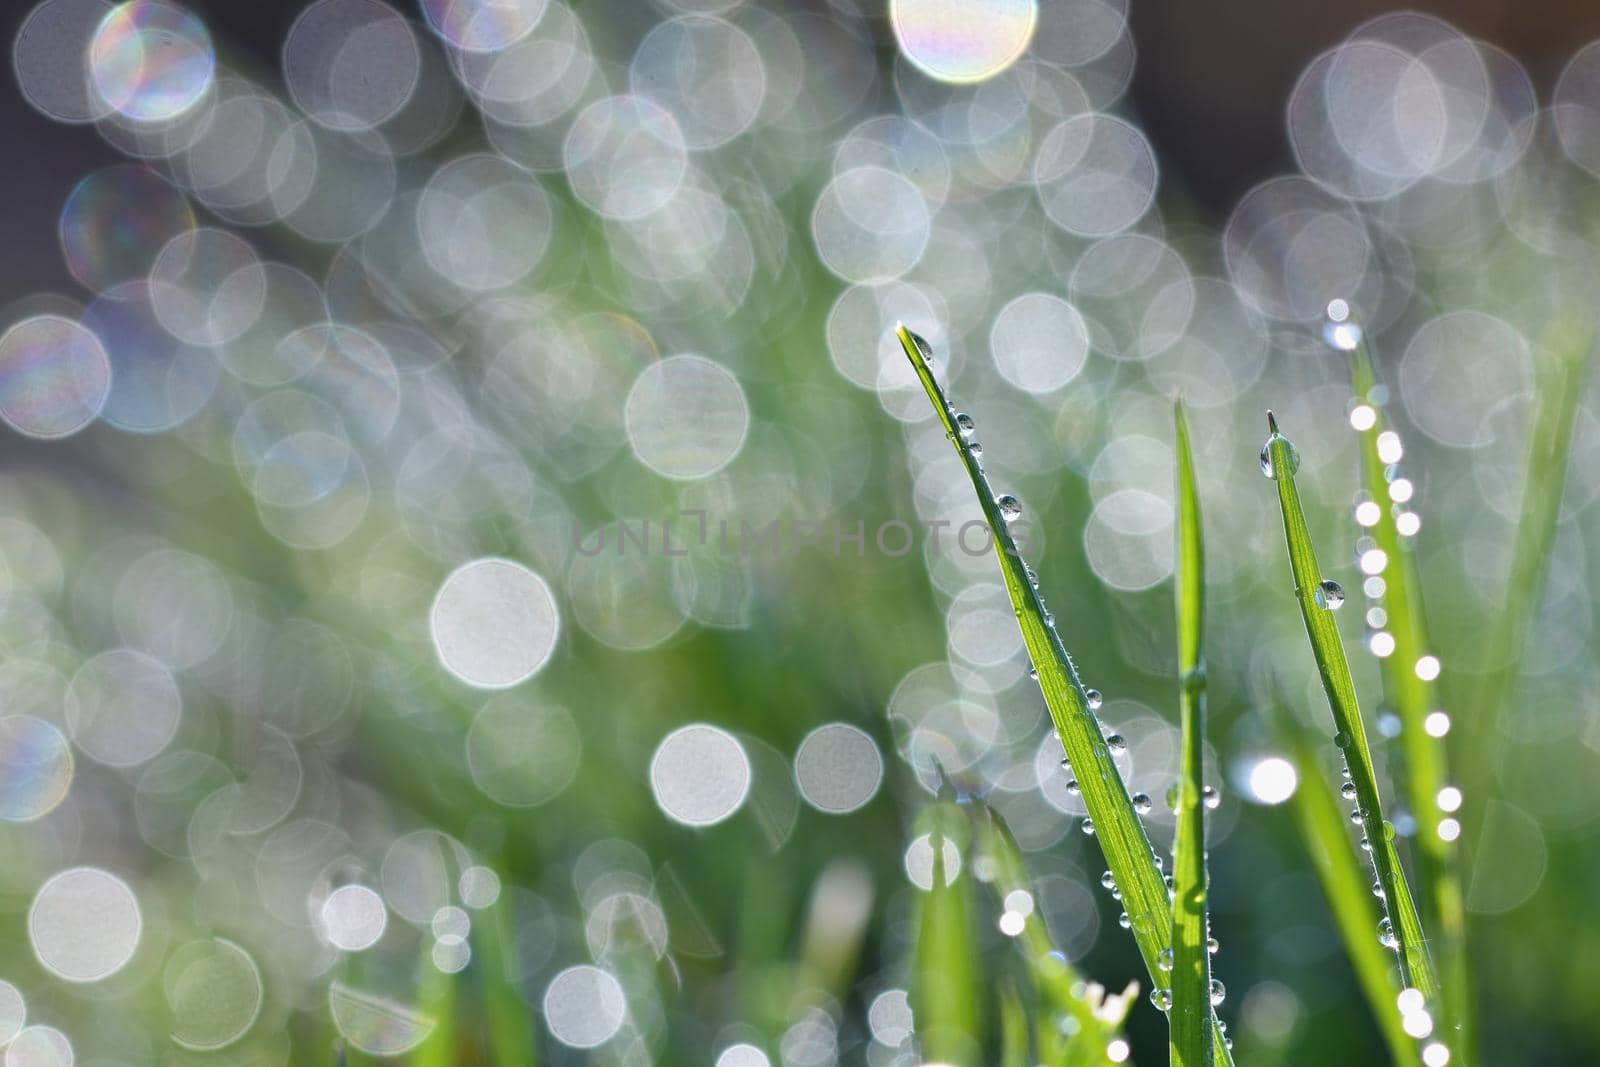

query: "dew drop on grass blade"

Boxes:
[1261, 410, 1438, 1004]
[895, 325, 1233, 1064]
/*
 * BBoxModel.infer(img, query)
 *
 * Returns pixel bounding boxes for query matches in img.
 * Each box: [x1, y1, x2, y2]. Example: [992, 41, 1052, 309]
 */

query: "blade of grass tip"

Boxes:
[913, 804, 981, 1066]
[1342, 323, 1469, 1058]
[1262, 411, 1437, 1004]
[977, 806, 1132, 1067]
[1269, 696, 1422, 1067]
[1170, 401, 1213, 1067]
[895, 325, 1232, 1065]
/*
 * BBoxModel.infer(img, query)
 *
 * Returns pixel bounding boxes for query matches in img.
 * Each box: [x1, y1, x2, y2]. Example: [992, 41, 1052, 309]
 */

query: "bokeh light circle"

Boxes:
[624, 354, 750, 480]
[649, 724, 751, 827]
[989, 292, 1090, 393]
[793, 723, 883, 814]
[0, 315, 111, 439]
[811, 166, 931, 284]
[4, 1026, 72, 1067]
[466, 696, 581, 808]
[543, 964, 627, 1048]
[430, 557, 561, 689]
[890, 0, 1037, 84]
[283, 0, 421, 133]
[562, 95, 688, 221]
[319, 884, 387, 951]
[0, 716, 74, 822]
[88, 0, 215, 123]
[64, 648, 181, 768]
[29, 866, 142, 982]
[164, 937, 263, 1051]
[59, 164, 195, 294]
[13, 0, 116, 123]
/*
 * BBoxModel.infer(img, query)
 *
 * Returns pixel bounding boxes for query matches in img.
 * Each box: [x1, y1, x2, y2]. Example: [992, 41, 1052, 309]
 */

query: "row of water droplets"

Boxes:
[1330, 301, 1457, 1067]
[908, 326, 1231, 1043]
[914, 327, 1128, 1053]
[915, 329, 1235, 1049]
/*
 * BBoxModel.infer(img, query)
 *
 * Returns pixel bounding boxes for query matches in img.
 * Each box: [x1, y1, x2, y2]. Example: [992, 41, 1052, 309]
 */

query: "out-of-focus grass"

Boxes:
[896, 325, 1233, 1064]
[977, 806, 1131, 1066]
[912, 807, 981, 1065]
[1271, 697, 1420, 1066]
[1170, 402, 1212, 1066]
[1344, 328, 1469, 1057]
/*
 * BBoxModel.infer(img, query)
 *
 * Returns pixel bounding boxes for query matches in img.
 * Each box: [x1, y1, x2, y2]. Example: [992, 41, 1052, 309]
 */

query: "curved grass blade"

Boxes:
[977, 806, 1131, 1067]
[1344, 332, 1469, 1057]
[896, 325, 1233, 1064]
[913, 805, 981, 1066]
[1262, 411, 1437, 1003]
[1170, 402, 1212, 1067]
[1269, 697, 1421, 1066]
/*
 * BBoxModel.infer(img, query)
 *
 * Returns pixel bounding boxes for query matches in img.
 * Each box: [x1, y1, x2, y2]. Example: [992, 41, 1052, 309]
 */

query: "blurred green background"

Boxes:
[1, 0, 1598, 1064]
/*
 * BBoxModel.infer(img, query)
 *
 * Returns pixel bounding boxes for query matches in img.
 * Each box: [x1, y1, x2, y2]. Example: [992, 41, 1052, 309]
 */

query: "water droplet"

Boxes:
[1117, 911, 1130, 929]
[905, 329, 934, 361]
[1164, 874, 1175, 892]
[1315, 579, 1345, 610]
[1334, 731, 1352, 749]
[1084, 688, 1104, 711]
[1259, 433, 1301, 479]
[1202, 785, 1220, 810]
[1065, 779, 1080, 796]
[1207, 936, 1220, 955]
[1028, 666, 1038, 680]
[1150, 988, 1172, 1011]
[1209, 978, 1227, 1006]
[969, 441, 984, 459]
[1100, 870, 1116, 890]
[1378, 917, 1398, 949]
[1372, 880, 1386, 899]
[955, 412, 975, 437]
[1043, 612, 1055, 627]
[1341, 781, 1358, 800]
[1157, 947, 1174, 972]
[1132, 792, 1152, 815]
[1080, 818, 1095, 836]
[1025, 565, 1040, 589]
[1105, 734, 1126, 754]
[996, 494, 1022, 522]
[1350, 807, 1365, 825]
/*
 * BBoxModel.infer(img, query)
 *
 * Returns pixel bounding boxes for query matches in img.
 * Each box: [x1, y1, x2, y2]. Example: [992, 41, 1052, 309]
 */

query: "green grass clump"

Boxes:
[896, 325, 1233, 1064]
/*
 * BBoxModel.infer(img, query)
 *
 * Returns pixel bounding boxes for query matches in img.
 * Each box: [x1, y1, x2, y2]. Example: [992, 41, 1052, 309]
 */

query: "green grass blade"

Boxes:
[1345, 336, 1469, 1057]
[1262, 411, 1437, 1003]
[477, 889, 541, 1066]
[1000, 981, 1030, 1067]
[1170, 402, 1212, 1067]
[977, 806, 1130, 1067]
[1461, 317, 1594, 745]
[913, 806, 981, 1066]
[1271, 701, 1421, 1066]
[896, 326, 1233, 1065]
